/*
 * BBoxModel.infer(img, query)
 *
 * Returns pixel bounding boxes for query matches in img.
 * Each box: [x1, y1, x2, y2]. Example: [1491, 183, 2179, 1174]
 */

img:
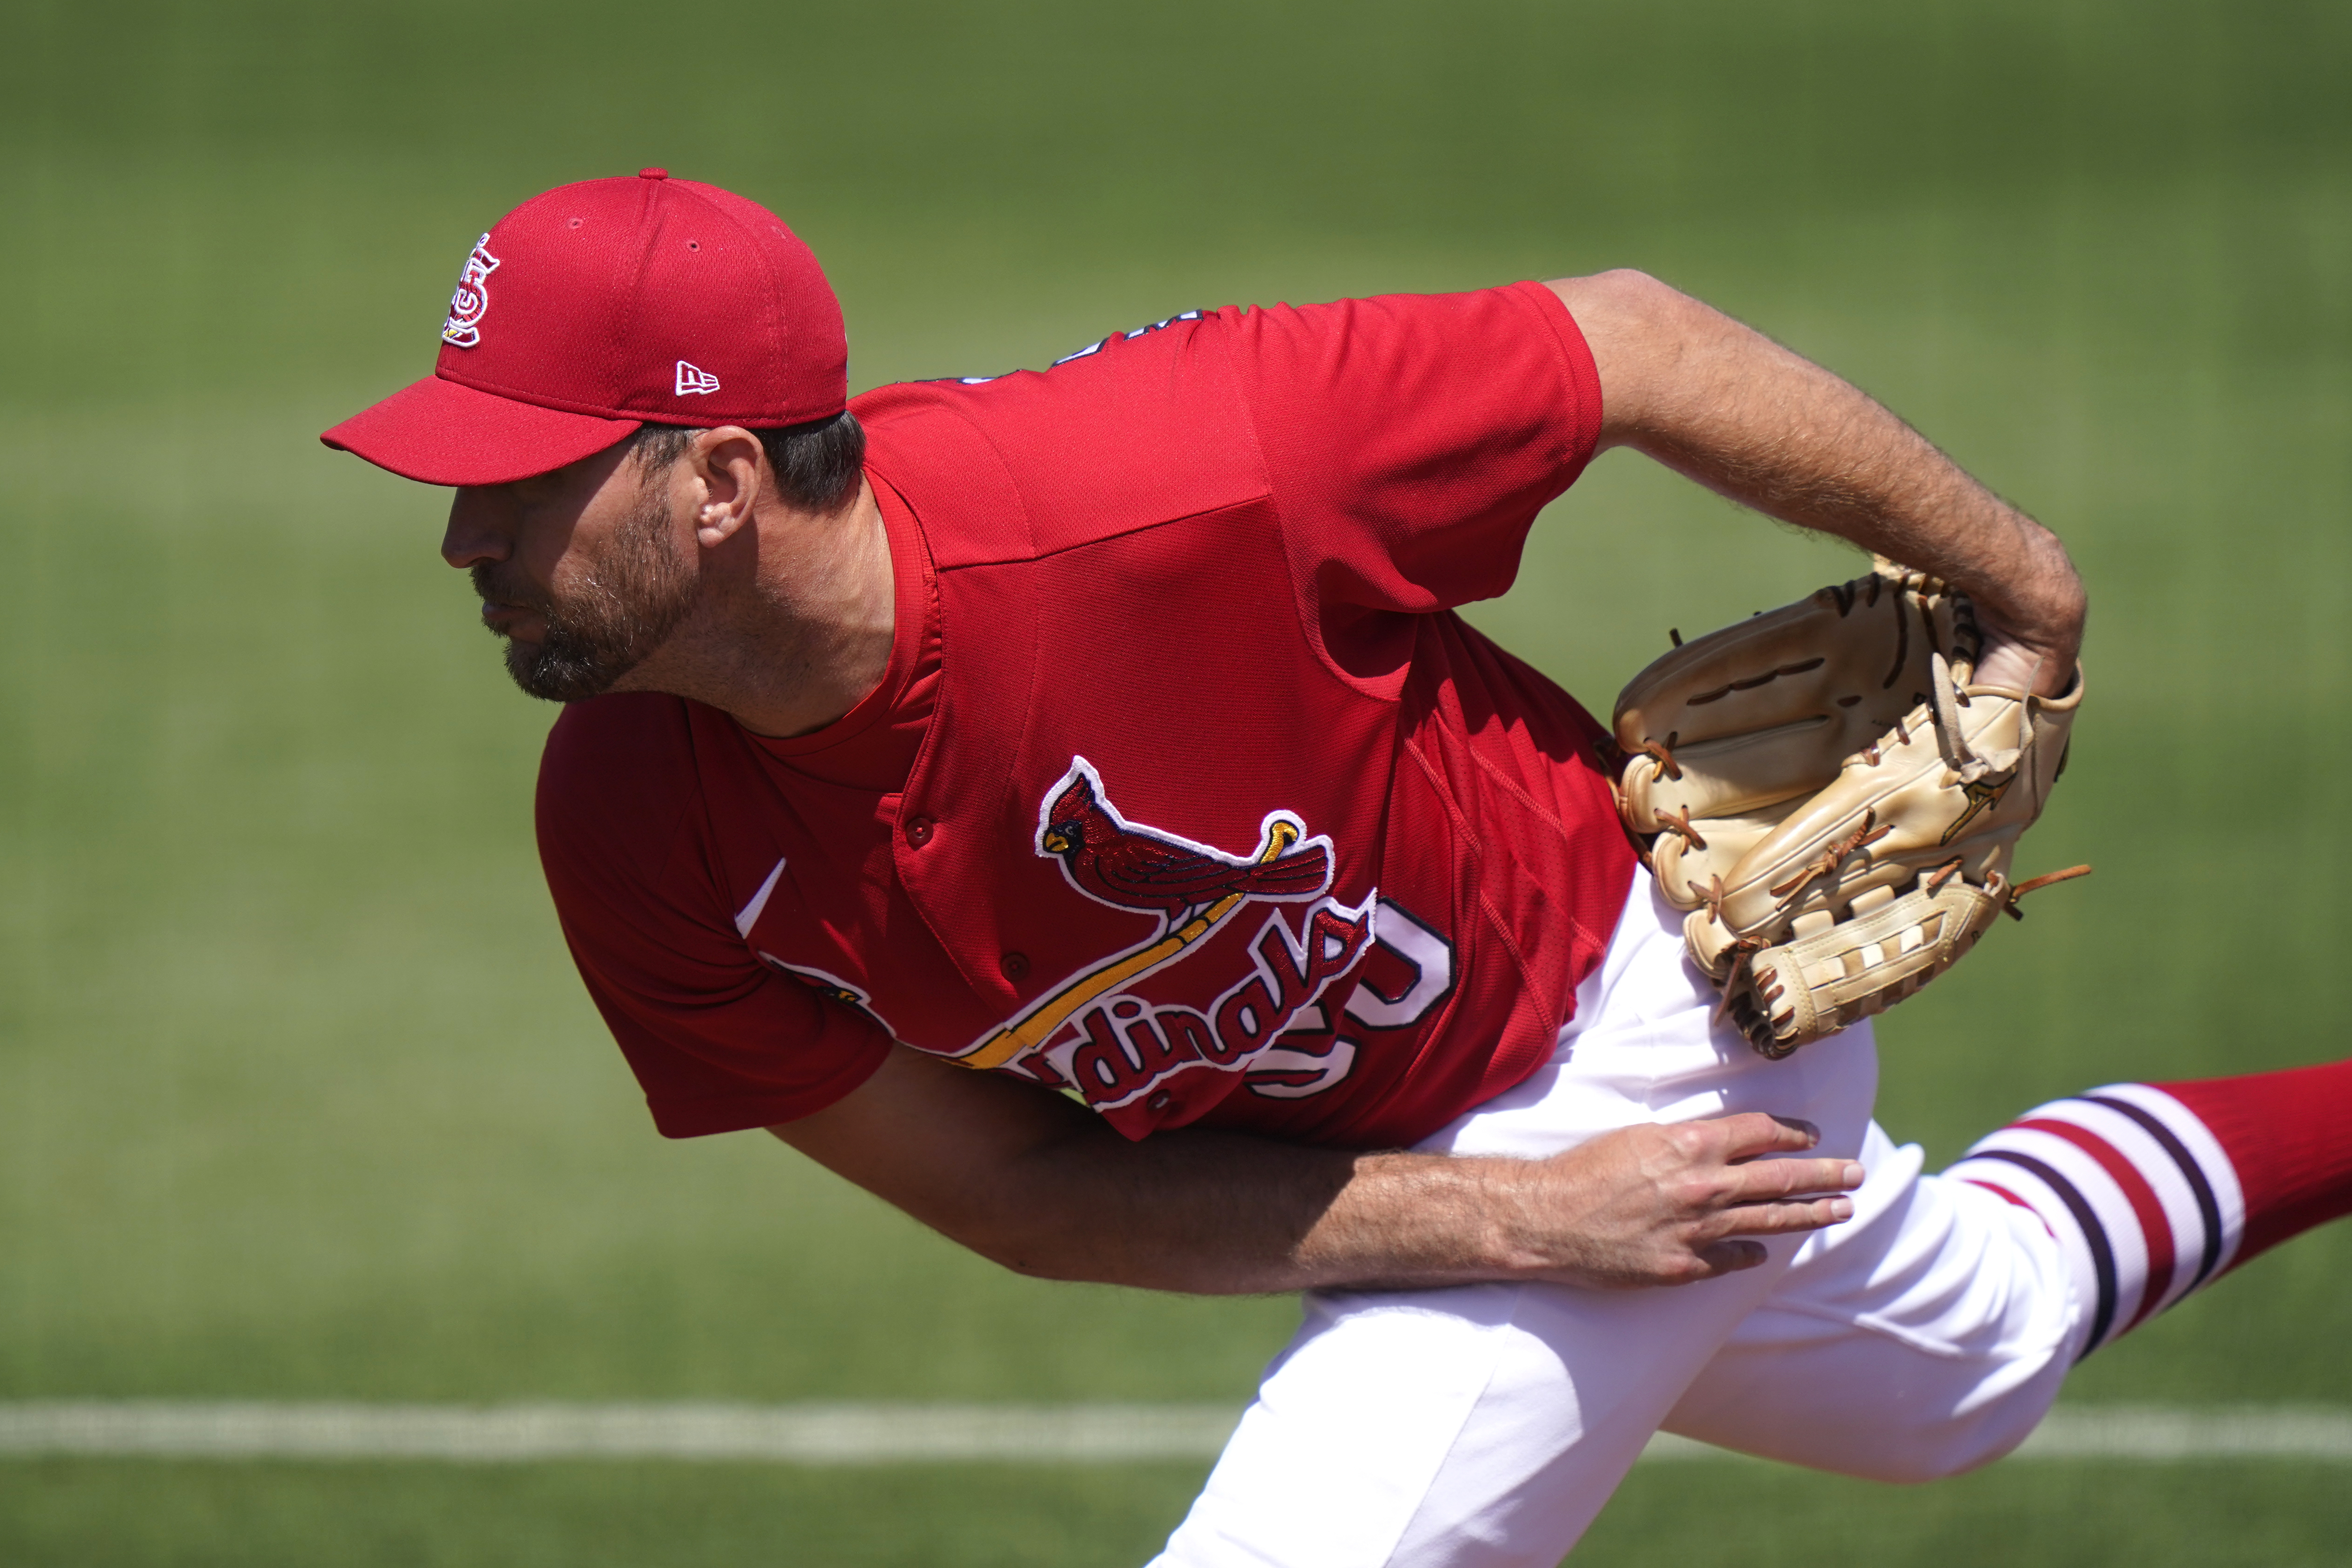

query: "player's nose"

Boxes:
[441, 488, 514, 569]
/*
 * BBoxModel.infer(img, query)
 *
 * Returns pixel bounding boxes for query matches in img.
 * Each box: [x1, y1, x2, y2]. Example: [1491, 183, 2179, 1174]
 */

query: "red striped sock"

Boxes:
[1944, 1061, 2352, 1359]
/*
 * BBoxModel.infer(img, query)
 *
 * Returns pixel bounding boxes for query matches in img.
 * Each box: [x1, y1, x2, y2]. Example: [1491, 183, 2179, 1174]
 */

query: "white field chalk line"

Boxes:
[0, 1403, 2348, 1464]
[0, 1404, 1243, 1464]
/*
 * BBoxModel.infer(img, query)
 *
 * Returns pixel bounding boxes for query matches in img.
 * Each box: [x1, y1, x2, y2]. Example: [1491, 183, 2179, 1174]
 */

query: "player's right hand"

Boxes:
[1513, 1113, 1865, 1291]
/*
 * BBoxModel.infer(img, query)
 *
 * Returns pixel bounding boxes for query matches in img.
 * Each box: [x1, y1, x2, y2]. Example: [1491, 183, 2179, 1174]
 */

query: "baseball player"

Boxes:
[323, 171, 2352, 1565]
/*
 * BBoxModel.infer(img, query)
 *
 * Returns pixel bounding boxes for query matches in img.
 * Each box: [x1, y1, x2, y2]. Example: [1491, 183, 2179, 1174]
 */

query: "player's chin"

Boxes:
[502, 638, 634, 704]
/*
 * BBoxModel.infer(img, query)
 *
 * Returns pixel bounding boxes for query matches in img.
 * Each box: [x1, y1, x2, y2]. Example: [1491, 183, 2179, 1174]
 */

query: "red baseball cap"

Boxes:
[321, 170, 847, 487]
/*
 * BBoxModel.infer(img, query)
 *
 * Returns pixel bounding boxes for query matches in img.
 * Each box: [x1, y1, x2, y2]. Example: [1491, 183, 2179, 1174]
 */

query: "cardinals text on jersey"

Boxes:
[949, 757, 1380, 1112]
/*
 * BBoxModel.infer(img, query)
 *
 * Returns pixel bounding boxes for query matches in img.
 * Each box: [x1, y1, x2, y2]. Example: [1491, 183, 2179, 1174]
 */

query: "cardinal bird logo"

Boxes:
[947, 758, 1351, 1076]
[1038, 760, 1333, 935]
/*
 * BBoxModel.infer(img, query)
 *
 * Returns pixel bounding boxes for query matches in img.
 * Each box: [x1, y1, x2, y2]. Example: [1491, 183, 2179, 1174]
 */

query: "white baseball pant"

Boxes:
[1152, 869, 2081, 1568]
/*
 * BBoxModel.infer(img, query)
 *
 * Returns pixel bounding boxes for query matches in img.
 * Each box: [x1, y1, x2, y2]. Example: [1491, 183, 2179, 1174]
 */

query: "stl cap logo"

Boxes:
[440, 233, 500, 348]
[675, 360, 722, 396]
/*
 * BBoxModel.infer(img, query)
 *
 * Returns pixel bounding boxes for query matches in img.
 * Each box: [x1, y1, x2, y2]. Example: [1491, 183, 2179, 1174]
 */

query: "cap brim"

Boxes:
[320, 376, 643, 487]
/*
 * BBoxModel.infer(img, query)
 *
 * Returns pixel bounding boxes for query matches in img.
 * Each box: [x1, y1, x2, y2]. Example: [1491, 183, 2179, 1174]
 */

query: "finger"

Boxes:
[1691, 1239, 1768, 1278]
[1713, 1113, 1821, 1162]
[1712, 1195, 1858, 1237]
[1720, 1156, 1866, 1201]
[1973, 630, 2078, 698]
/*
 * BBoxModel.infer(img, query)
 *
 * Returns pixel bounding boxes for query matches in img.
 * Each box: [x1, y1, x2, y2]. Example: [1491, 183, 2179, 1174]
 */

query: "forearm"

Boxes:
[1554, 271, 2085, 687]
[979, 1126, 1542, 1295]
[773, 1045, 1860, 1294]
[774, 1045, 1857, 1296]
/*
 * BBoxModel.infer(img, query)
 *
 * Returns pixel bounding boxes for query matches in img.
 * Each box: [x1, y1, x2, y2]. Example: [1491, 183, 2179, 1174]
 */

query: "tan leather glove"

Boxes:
[1614, 561, 2086, 1058]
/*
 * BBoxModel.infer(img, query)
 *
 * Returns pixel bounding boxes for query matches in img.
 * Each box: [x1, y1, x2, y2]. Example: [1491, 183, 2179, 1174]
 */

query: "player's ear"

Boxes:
[685, 427, 764, 548]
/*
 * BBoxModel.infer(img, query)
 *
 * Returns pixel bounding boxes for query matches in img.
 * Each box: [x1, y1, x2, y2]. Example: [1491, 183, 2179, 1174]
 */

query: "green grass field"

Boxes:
[4, 0, 2351, 1561]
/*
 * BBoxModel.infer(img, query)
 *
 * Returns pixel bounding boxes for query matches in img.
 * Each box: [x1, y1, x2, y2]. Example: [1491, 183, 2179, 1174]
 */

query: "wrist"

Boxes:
[1987, 519, 2083, 624]
[1309, 1152, 1553, 1288]
[1464, 1155, 1575, 1278]
[1956, 524, 2084, 687]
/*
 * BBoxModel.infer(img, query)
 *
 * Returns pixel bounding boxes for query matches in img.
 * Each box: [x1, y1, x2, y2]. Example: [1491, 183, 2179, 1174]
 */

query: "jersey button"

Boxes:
[903, 816, 935, 848]
[999, 951, 1029, 981]
[1147, 1090, 1173, 1112]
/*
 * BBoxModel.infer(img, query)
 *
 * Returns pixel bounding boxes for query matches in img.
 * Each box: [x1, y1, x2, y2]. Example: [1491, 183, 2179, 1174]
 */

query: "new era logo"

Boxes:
[675, 361, 721, 396]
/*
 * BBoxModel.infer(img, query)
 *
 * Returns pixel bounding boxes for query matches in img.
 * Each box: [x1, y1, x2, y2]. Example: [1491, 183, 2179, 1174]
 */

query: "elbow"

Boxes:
[1543, 267, 1722, 450]
[1545, 267, 1696, 329]
[1568, 264, 1670, 297]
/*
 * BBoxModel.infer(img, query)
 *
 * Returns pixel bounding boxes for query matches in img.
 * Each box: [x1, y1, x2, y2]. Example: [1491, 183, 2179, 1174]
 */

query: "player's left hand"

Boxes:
[1504, 1113, 1865, 1290]
[1971, 592, 2084, 699]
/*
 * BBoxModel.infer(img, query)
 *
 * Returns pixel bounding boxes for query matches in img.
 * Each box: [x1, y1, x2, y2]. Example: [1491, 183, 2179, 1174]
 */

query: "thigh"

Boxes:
[1153, 875, 1882, 1568]
[1156, 1266, 1786, 1568]
[1663, 1124, 2083, 1481]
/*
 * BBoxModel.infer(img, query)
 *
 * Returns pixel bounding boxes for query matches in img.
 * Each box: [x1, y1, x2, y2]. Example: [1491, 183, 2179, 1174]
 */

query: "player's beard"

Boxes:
[472, 494, 697, 704]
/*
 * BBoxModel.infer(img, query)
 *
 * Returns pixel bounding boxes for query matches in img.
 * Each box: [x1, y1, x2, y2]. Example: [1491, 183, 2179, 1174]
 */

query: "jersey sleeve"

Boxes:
[535, 697, 892, 1138]
[1224, 279, 1604, 615]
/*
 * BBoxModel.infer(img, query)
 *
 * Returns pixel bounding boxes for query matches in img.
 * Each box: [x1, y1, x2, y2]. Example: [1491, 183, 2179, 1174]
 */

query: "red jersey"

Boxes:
[538, 281, 1638, 1148]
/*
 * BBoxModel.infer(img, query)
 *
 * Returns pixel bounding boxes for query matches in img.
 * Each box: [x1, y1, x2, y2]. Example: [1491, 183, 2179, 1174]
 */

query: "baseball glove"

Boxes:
[1613, 561, 2086, 1059]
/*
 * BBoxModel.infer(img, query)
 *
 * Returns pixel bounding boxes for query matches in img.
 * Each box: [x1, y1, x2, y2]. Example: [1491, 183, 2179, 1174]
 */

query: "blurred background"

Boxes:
[3, 0, 2348, 1562]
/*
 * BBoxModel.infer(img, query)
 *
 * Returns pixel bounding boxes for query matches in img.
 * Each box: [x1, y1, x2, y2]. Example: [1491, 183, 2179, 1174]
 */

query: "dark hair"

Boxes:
[632, 410, 866, 512]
